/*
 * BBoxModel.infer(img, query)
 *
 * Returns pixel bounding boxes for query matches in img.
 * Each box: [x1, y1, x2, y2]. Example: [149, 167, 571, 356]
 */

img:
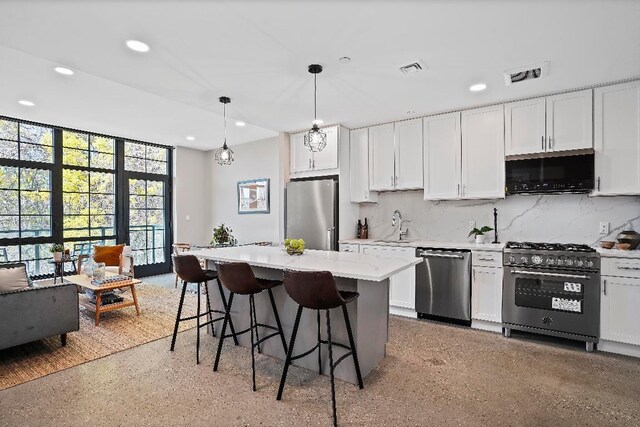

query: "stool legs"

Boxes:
[216, 279, 239, 346]
[326, 310, 337, 427]
[277, 305, 303, 401]
[249, 294, 257, 391]
[196, 282, 202, 364]
[342, 305, 364, 389]
[268, 288, 289, 355]
[317, 310, 322, 374]
[214, 292, 235, 372]
[251, 294, 261, 354]
[170, 279, 188, 351]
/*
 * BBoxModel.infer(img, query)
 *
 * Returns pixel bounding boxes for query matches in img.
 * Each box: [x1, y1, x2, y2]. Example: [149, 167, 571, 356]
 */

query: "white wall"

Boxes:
[173, 146, 212, 246]
[209, 133, 289, 245]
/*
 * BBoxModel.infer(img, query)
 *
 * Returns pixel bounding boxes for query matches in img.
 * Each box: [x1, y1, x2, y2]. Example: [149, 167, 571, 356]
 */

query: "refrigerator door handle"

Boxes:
[326, 227, 335, 251]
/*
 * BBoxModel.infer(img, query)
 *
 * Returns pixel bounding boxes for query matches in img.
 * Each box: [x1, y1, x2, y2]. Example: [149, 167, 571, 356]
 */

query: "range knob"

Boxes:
[576, 259, 584, 267]
[508, 256, 516, 263]
[564, 259, 574, 267]
[520, 256, 529, 264]
[532, 255, 543, 265]
[586, 260, 594, 268]
[546, 258, 555, 266]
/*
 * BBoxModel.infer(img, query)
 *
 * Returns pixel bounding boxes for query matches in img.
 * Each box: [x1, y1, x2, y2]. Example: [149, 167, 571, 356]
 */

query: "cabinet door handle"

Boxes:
[313, 159, 316, 169]
[457, 184, 460, 195]
[477, 257, 494, 261]
[391, 176, 394, 187]
[597, 177, 601, 191]
[548, 136, 553, 150]
[308, 158, 312, 169]
[617, 265, 640, 271]
[541, 136, 544, 150]
[603, 279, 607, 295]
[473, 268, 476, 281]
[364, 191, 367, 200]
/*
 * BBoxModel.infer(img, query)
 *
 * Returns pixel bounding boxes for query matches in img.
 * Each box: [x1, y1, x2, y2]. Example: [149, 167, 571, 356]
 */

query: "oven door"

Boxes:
[503, 267, 600, 338]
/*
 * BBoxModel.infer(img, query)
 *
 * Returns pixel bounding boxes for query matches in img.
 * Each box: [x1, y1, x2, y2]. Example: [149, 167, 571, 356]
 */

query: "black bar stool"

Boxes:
[277, 270, 364, 427]
[213, 262, 289, 391]
[170, 254, 239, 364]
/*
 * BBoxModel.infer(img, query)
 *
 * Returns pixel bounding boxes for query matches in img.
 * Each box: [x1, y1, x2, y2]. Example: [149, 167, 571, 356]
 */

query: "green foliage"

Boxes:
[468, 226, 494, 238]
[283, 238, 305, 255]
[211, 223, 237, 246]
[50, 243, 64, 253]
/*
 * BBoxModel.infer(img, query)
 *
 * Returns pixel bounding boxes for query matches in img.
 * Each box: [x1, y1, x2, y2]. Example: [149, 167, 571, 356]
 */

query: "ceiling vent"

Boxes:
[504, 61, 549, 86]
[399, 60, 426, 75]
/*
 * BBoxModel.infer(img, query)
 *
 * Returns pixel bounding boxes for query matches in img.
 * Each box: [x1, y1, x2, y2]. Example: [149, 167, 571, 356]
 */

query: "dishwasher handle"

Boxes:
[419, 252, 465, 259]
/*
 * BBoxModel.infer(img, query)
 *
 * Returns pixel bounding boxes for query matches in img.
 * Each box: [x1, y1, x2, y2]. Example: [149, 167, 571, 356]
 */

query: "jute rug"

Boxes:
[0, 283, 198, 391]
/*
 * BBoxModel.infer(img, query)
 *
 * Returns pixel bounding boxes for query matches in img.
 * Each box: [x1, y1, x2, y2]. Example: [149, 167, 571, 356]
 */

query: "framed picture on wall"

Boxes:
[237, 178, 270, 214]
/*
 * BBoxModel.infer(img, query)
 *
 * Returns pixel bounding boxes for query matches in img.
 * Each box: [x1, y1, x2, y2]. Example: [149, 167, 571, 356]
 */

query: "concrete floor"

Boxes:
[1, 315, 640, 426]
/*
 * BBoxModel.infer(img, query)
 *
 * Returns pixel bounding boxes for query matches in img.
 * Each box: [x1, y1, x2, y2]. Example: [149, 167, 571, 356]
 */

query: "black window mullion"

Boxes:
[51, 128, 64, 246]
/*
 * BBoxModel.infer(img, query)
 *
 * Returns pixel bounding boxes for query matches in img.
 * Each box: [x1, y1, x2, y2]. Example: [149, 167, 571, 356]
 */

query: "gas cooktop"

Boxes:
[505, 241, 596, 253]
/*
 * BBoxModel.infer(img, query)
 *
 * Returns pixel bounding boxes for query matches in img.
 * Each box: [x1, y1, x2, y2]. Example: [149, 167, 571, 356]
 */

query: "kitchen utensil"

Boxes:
[616, 230, 640, 250]
[615, 242, 631, 250]
[599, 241, 615, 249]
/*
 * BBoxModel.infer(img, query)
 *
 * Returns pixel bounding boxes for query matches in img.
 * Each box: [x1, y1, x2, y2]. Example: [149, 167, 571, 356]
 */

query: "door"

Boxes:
[286, 180, 336, 250]
[124, 177, 171, 277]
[312, 126, 339, 171]
[461, 105, 505, 199]
[601, 276, 640, 345]
[394, 118, 423, 190]
[504, 97, 546, 156]
[593, 81, 640, 196]
[368, 123, 395, 191]
[349, 128, 376, 203]
[423, 112, 462, 200]
[361, 245, 416, 309]
[290, 132, 311, 173]
[472, 266, 503, 323]
[546, 89, 593, 152]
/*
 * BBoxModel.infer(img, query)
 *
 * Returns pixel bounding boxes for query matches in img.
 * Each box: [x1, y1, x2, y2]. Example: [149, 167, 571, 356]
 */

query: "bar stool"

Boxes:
[277, 270, 364, 427]
[170, 255, 239, 364]
[213, 262, 289, 391]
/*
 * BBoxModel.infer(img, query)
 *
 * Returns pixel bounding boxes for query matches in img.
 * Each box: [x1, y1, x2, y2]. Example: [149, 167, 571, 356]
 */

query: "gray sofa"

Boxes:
[0, 263, 79, 350]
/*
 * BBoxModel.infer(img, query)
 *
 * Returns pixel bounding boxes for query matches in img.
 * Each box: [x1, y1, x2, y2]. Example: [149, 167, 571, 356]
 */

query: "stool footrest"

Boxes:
[290, 342, 321, 362]
[199, 315, 226, 328]
[179, 310, 219, 322]
[332, 350, 354, 370]
[319, 340, 351, 351]
[253, 331, 281, 348]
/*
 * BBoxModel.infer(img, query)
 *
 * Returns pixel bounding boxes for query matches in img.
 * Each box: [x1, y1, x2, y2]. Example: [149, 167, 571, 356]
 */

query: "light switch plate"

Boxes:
[599, 222, 609, 235]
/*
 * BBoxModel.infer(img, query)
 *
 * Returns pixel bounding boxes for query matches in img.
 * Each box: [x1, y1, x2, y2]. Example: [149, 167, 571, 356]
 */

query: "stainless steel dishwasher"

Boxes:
[415, 248, 472, 323]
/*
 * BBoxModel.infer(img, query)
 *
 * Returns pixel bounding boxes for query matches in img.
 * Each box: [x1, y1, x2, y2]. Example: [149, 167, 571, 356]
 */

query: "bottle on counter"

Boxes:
[357, 219, 363, 239]
[362, 218, 369, 239]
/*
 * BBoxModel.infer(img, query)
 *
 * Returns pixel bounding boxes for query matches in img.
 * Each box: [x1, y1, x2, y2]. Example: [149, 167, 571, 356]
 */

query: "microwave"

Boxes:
[505, 154, 594, 195]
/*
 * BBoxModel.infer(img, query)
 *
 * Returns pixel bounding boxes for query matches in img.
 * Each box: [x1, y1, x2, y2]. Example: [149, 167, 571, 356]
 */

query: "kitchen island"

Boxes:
[188, 245, 421, 384]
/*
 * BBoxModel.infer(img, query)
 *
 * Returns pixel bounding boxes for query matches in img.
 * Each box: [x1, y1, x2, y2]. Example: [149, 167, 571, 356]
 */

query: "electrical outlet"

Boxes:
[599, 222, 609, 235]
[469, 220, 476, 230]
[186, 215, 191, 221]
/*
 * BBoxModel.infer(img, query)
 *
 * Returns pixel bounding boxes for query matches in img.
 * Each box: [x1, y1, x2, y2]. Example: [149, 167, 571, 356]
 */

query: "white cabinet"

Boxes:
[601, 276, 640, 346]
[394, 118, 423, 190]
[471, 265, 503, 324]
[423, 112, 462, 200]
[593, 80, 640, 196]
[349, 128, 378, 203]
[368, 124, 395, 191]
[339, 243, 360, 253]
[361, 245, 416, 312]
[546, 90, 593, 152]
[290, 126, 339, 175]
[505, 97, 546, 156]
[461, 105, 505, 199]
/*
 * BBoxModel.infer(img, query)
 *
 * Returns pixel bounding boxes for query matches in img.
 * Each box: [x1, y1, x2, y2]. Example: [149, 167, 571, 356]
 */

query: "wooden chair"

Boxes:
[172, 243, 191, 287]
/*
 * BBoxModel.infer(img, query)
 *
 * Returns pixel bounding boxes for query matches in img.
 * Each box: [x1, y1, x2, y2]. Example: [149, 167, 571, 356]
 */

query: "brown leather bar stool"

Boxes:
[277, 270, 364, 427]
[170, 255, 239, 364]
[213, 262, 288, 391]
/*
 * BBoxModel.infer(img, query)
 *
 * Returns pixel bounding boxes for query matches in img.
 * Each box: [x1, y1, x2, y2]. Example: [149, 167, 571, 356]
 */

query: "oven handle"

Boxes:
[510, 270, 591, 280]
[420, 252, 465, 259]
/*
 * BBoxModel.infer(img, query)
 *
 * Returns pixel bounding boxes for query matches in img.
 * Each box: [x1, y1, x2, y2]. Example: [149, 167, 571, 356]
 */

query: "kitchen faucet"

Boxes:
[392, 210, 409, 241]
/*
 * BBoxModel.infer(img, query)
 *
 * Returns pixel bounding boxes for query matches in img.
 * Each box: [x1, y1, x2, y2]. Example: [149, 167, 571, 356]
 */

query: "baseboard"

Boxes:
[471, 319, 502, 333]
[390, 306, 417, 318]
[598, 340, 640, 358]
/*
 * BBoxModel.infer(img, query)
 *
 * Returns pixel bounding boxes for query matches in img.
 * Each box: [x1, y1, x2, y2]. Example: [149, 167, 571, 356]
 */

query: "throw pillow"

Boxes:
[0, 265, 31, 294]
[93, 244, 125, 266]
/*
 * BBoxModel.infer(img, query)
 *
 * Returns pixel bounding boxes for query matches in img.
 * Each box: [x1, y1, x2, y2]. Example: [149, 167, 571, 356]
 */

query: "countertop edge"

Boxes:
[339, 239, 505, 252]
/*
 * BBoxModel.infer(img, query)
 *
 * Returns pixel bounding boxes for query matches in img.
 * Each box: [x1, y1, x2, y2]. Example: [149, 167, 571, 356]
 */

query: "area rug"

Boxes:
[0, 283, 198, 391]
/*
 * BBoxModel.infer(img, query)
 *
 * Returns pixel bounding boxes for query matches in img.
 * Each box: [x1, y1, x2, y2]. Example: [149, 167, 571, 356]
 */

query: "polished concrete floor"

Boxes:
[1, 315, 640, 426]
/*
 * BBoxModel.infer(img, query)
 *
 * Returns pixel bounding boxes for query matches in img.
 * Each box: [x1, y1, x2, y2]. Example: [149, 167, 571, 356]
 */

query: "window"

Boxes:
[0, 119, 53, 163]
[129, 179, 165, 265]
[63, 131, 115, 169]
[124, 141, 168, 174]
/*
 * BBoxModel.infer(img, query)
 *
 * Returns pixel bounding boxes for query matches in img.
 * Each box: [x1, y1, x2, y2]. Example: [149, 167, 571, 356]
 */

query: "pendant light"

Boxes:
[304, 64, 327, 152]
[214, 96, 235, 165]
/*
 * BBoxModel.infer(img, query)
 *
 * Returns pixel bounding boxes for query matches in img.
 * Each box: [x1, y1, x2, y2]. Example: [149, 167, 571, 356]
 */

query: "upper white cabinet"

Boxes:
[394, 118, 423, 190]
[593, 80, 640, 196]
[368, 124, 395, 191]
[461, 105, 505, 199]
[505, 97, 546, 155]
[349, 128, 378, 203]
[504, 89, 592, 156]
[290, 126, 339, 175]
[423, 112, 462, 200]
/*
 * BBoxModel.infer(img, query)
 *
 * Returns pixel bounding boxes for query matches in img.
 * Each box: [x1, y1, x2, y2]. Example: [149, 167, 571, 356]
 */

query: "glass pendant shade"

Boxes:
[214, 141, 234, 165]
[304, 124, 327, 152]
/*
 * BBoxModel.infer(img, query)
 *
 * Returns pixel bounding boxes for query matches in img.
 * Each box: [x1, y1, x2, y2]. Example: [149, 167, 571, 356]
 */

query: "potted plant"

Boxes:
[468, 226, 494, 244]
[50, 243, 65, 262]
[211, 223, 238, 247]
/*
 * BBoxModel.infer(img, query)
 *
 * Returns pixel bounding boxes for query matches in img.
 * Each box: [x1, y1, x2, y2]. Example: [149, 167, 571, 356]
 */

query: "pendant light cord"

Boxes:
[314, 73, 317, 122]
[223, 102, 227, 147]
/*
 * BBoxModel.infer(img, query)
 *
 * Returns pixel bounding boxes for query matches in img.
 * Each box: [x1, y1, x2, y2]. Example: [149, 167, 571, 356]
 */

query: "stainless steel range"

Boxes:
[502, 241, 600, 352]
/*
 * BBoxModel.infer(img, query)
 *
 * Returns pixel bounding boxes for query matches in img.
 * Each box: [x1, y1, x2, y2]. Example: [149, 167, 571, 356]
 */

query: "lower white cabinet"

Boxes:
[361, 245, 416, 313]
[601, 275, 640, 346]
[471, 266, 503, 324]
[339, 243, 360, 253]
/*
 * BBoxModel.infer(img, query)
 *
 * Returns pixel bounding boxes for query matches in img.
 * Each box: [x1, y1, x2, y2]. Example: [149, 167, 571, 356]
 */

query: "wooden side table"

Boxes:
[48, 257, 78, 284]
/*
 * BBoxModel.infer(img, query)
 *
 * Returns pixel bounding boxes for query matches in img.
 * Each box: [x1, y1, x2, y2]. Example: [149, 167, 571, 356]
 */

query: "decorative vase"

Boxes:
[53, 252, 63, 262]
[475, 235, 486, 244]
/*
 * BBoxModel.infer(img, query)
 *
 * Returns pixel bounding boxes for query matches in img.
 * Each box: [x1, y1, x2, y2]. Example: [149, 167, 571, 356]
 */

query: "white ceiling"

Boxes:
[0, 0, 639, 150]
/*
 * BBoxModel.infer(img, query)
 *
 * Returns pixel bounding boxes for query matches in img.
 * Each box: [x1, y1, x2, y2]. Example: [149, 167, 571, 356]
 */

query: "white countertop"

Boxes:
[596, 247, 640, 259]
[339, 238, 505, 252]
[189, 246, 421, 282]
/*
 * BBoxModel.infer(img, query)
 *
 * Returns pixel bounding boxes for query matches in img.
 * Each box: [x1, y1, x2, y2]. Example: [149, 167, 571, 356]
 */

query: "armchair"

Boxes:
[77, 244, 135, 278]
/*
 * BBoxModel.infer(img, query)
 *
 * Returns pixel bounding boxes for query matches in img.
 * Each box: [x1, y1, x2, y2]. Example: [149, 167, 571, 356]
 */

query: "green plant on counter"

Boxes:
[283, 238, 306, 255]
[211, 223, 238, 246]
[468, 226, 494, 238]
[49, 243, 65, 253]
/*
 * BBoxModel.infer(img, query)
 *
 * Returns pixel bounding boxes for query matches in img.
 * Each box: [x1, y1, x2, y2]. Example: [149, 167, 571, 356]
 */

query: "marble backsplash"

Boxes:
[358, 190, 640, 245]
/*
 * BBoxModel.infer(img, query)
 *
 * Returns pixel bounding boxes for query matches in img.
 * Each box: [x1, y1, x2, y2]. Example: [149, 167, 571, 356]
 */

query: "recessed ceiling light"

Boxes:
[312, 119, 324, 125]
[125, 40, 150, 53]
[186, 136, 195, 141]
[338, 56, 351, 64]
[18, 100, 35, 107]
[235, 121, 246, 127]
[54, 66, 74, 76]
[469, 83, 487, 92]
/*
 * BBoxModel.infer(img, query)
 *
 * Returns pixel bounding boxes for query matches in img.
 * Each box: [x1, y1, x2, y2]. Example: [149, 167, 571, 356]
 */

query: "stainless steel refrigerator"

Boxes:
[285, 179, 338, 251]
